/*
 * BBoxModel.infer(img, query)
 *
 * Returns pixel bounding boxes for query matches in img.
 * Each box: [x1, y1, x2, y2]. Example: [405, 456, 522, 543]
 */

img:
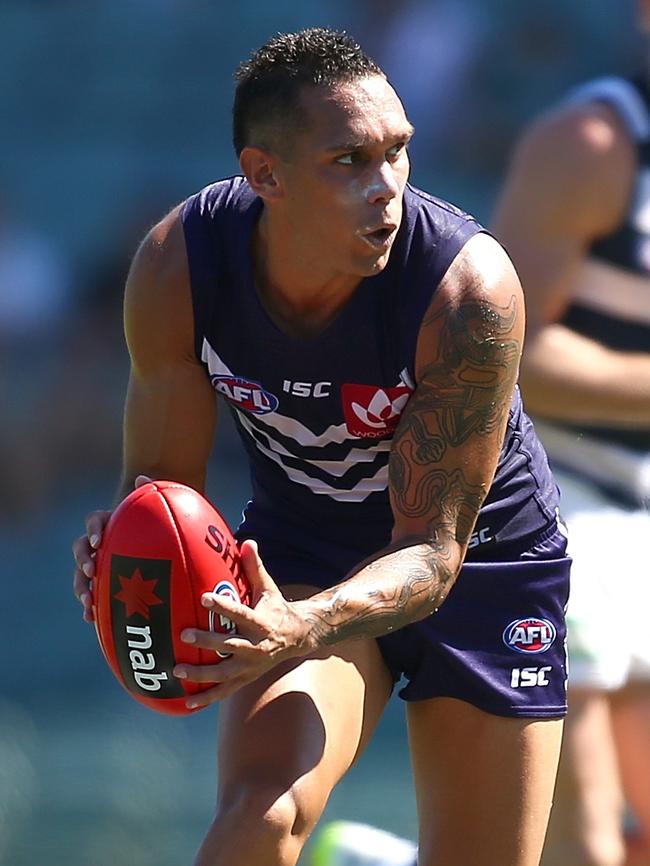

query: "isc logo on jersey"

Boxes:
[210, 375, 278, 414]
[503, 617, 556, 654]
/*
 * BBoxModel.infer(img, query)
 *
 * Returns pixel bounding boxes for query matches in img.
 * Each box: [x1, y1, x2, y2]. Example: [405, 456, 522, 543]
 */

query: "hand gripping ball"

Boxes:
[92, 481, 251, 715]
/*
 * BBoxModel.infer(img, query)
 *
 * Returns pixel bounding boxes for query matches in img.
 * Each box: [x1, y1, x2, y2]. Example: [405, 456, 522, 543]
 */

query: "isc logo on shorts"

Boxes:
[503, 617, 556, 654]
[510, 666, 552, 688]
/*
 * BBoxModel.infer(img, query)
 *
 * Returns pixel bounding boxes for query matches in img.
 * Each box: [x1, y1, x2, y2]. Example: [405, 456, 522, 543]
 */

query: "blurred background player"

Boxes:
[492, 36, 650, 866]
[312, 4, 650, 866]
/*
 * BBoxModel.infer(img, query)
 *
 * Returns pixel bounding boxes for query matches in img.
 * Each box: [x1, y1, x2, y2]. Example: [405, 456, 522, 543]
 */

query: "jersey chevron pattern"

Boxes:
[182, 176, 560, 552]
[201, 337, 401, 503]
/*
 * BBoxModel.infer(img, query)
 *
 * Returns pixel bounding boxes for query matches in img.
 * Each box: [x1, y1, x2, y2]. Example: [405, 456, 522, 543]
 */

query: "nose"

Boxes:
[365, 161, 401, 205]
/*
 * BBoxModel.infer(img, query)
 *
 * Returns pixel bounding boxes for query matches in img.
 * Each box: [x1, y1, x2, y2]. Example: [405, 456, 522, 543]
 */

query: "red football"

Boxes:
[92, 481, 251, 715]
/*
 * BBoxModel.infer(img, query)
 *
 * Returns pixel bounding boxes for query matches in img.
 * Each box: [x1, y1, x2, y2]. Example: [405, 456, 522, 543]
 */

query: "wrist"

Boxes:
[291, 598, 329, 653]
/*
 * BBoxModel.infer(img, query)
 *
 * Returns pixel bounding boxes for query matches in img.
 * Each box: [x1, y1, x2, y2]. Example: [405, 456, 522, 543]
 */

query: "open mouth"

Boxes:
[362, 226, 395, 249]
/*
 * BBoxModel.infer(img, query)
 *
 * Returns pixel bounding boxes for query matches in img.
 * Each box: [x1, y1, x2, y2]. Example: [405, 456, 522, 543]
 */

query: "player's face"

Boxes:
[275, 75, 413, 278]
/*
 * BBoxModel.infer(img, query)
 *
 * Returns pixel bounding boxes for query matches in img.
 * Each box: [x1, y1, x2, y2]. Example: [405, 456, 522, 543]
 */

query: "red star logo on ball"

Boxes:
[114, 568, 164, 619]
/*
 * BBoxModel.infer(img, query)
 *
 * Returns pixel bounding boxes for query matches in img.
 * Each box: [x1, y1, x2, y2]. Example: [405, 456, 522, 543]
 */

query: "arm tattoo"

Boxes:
[303, 543, 454, 645]
[417, 294, 519, 444]
[391, 294, 519, 527]
[300, 294, 521, 647]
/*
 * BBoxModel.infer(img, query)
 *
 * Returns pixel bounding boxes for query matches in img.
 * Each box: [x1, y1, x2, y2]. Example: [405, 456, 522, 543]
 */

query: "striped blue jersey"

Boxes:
[182, 177, 559, 558]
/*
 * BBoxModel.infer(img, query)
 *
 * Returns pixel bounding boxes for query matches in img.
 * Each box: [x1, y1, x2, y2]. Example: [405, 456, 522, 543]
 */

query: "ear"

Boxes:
[239, 146, 283, 201]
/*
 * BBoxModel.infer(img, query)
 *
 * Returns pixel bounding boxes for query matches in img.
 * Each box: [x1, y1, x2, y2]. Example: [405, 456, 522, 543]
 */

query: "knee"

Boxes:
[221, 779, 319, 837]
[197, 779, 322, 866]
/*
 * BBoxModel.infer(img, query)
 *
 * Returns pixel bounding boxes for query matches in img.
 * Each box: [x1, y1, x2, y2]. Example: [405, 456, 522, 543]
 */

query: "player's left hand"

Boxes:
[173, 540, 315, 707]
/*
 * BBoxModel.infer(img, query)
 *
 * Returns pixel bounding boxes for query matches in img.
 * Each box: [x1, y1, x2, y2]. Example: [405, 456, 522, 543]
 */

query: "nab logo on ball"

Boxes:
[210, 374, 278, 415]
[503, 617, 556, 654]
[110, 554, 185, 698]
[341, 383, 412, 438]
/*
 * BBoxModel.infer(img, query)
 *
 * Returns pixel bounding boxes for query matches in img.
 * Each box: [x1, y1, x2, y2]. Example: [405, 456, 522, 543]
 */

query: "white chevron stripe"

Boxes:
[237, 410, 390, 477]
[201, 338, 231, 374]
[202, 337, 392, 500]
[246, 406, 353, 447]
[248, 429, 389, 500]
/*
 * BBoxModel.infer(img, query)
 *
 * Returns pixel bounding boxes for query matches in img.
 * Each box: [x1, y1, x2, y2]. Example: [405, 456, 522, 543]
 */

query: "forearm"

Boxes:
[522, 324, 650, 426]
[294, 540, 461, 648]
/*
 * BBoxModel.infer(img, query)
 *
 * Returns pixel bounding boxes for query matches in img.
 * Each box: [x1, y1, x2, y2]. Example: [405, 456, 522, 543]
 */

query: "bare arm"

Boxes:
[73, 204, 217, 620]
[492, 102, 650, 427]
[295, 233, 524, 645]
[117, 206, 217, 501]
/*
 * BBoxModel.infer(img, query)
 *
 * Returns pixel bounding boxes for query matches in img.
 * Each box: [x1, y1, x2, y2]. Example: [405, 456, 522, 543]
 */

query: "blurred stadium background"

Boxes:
[0, 2, 641, 864]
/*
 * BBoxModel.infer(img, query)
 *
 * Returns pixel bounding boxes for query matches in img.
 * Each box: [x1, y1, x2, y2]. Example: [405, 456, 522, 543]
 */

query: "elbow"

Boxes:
[417, 539, 465, 612]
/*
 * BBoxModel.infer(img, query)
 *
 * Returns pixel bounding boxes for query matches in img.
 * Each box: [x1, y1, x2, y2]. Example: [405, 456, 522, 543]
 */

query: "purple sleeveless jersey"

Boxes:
[181, 177, 570, 718]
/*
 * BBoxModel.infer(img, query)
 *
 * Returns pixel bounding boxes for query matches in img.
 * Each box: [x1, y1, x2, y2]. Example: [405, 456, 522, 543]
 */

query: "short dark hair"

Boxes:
[232, 27, 384, 157]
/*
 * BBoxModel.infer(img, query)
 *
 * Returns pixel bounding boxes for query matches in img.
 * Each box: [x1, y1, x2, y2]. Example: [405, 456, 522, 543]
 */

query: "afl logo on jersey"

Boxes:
[341, 383, 412, 438]
[210, 375, 278, 414]
[503, 618, 556, 654]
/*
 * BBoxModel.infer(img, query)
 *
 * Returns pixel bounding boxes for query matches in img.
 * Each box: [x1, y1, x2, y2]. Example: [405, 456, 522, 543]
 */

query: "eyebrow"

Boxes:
[324, 125, 415, 152]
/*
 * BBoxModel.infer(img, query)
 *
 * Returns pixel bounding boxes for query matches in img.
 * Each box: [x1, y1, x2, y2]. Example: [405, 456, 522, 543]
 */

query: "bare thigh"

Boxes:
[542, 688, 625, 866]
[408, 697, 563, 866]
[196, 585, 393, 866]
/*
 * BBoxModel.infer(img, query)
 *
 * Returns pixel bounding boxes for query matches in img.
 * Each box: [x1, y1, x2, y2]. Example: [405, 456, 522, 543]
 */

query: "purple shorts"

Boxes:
[237, 517, 570, 719]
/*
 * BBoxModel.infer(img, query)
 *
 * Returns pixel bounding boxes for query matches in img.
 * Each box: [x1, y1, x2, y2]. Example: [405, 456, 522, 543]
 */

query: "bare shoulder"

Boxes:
[499, 100, 635, 236]
[124, 202, 195, 366]
[126, 203, 188, 308]
[432, 232, 523, 320]
[415, 232, 524, 376]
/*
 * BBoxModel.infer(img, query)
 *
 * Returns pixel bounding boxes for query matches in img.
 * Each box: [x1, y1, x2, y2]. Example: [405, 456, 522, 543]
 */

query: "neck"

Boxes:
[251, 211, 360, 338]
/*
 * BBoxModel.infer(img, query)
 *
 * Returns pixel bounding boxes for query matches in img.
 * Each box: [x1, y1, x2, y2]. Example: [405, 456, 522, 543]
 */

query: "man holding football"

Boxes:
[73, 28, 570, 866]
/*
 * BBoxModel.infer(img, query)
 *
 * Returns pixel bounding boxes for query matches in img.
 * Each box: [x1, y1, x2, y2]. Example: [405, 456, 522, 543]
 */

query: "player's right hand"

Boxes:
[72, 475, 152, 623]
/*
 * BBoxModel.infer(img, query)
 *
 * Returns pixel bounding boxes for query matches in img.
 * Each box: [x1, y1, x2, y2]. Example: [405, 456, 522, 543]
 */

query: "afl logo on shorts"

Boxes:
[210, 375, 278, 414]
[503, 618, 556, 654]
